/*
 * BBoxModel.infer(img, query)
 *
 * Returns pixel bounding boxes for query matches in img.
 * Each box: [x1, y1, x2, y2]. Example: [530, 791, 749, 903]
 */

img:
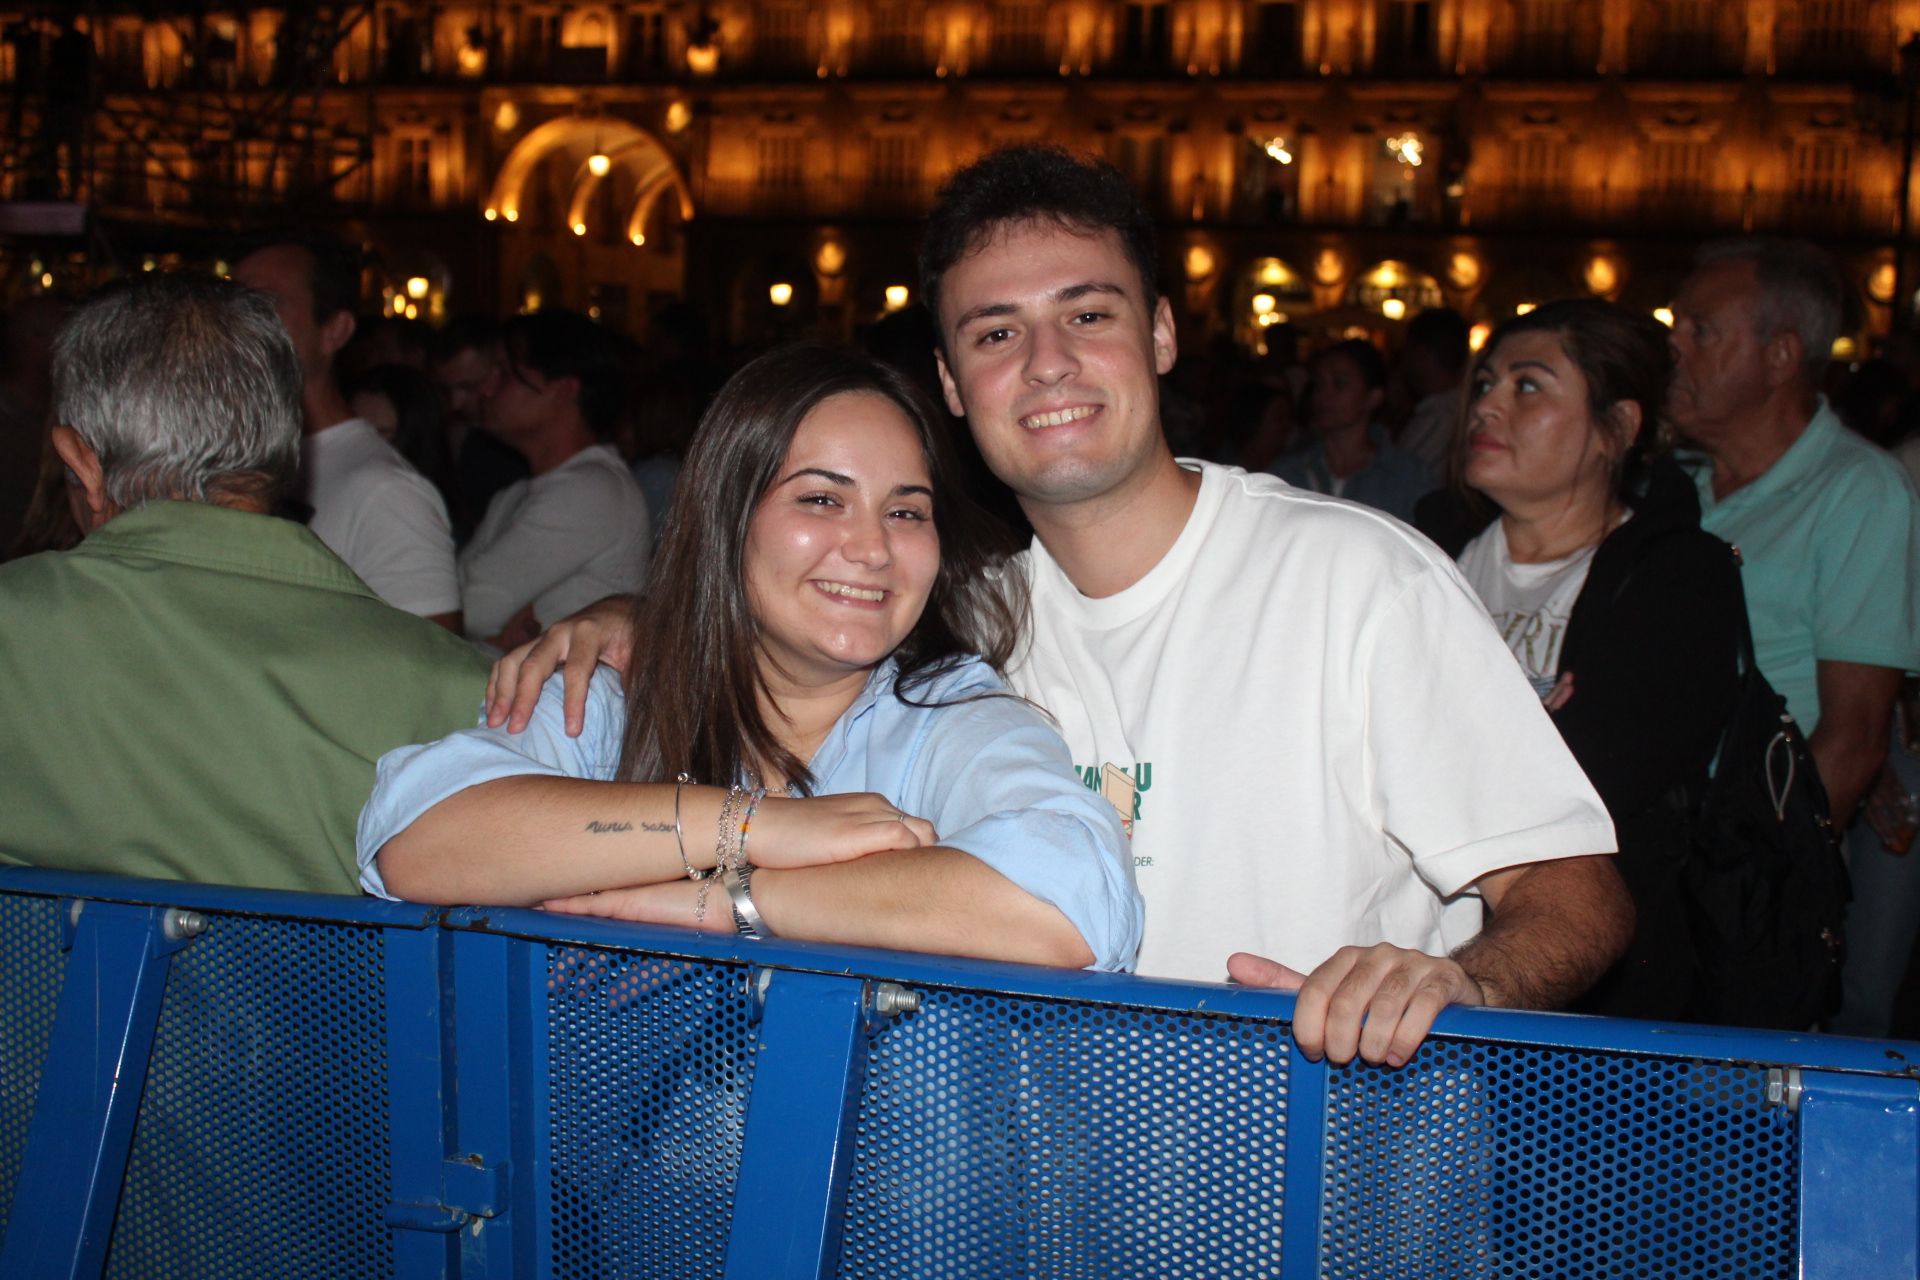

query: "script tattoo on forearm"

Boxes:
[583, 820, 673, 834]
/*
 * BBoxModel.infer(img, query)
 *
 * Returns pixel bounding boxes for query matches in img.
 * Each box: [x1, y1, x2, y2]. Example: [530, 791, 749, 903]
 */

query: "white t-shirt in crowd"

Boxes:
[460, 443, 652, 639]
[1456, 519, 1603, 698]
[1008, 462, 1616, 983]
[301, 417, 460, 617]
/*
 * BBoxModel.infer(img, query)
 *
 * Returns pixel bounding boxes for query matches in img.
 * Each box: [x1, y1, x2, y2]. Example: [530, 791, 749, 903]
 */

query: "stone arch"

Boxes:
[484, 115, 695, 237]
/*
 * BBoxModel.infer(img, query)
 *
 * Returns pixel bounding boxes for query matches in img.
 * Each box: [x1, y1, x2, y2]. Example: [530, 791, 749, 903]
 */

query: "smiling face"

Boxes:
[933, 220, 1176, 513]
[744, 390, 941, 689]
[1464, 329, 1618, 511]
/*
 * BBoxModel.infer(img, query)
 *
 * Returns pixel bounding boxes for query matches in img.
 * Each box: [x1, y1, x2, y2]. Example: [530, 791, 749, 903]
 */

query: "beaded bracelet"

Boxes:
[737, 786, 768, 869]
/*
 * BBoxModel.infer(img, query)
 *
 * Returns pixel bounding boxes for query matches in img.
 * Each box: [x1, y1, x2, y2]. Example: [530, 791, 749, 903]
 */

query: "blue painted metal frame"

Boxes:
[6, 871, 1920, 1280]
[0, 899, 184, 1280]
[721, 968, 871, 1280]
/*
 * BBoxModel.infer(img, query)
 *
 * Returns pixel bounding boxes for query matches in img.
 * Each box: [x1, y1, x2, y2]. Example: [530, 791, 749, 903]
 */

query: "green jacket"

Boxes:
[0, 501, 489, 894]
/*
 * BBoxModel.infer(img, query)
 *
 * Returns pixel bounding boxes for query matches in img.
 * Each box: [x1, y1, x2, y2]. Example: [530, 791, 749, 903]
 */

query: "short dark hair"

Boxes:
[1403, 307, 1470, 374]
[232, 228, 361, 324]
[432, 315, 503, 365]
[1314, 337, 1389, 390]
[500, 310, 624, 438]
[920, 145, 1158, 343]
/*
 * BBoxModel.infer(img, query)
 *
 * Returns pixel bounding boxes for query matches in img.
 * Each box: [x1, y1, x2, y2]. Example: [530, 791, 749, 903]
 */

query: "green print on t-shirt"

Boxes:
[1074, 761, 1153, 827]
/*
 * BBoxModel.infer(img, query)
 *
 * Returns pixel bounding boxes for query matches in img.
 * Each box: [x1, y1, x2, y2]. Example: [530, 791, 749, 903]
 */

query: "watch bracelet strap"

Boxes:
[725, 863, 771, 939]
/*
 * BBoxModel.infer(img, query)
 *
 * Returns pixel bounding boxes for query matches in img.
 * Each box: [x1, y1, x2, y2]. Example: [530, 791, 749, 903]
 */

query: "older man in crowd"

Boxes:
[0, 273, 486, 893]
[1670, 237, 1920, 1035]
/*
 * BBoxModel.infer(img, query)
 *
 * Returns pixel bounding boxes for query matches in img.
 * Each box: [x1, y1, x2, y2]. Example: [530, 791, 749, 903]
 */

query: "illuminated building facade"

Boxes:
[3, 0, 1918, 352]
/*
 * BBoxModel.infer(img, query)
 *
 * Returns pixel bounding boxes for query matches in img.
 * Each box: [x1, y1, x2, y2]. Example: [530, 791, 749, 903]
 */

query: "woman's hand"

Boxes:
[485, 594, 637, 734]
[748, 793, 937, 868]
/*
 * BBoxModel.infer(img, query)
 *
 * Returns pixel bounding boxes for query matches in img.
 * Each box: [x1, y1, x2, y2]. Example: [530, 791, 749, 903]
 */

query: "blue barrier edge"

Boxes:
[0, 868, 440, 930]
[442, 905, 1920, 1079]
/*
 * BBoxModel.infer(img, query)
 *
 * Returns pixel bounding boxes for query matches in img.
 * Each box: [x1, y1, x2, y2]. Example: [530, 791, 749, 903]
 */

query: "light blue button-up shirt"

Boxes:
[357, 657, 1144, 971]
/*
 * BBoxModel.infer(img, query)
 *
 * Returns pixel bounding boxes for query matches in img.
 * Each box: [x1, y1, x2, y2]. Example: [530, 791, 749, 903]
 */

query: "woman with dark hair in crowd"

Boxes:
[346, 363, 456, 506]
[1272, 337, 1431, 521]
[1415, 298, 1744, 1019]
[356, 343, 1140, 971]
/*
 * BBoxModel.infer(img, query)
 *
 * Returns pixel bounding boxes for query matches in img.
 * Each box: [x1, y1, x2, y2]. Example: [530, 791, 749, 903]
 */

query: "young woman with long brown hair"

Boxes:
[357, 343, 1141, 971]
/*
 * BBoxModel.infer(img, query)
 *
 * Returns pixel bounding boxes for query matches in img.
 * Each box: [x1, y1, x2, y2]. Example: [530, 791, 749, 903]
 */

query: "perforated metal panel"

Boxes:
[836, 989, 1291, 1280]
[544, 947, 761, 1280]
[102, 916, 396, 1280]
[1322, 1041, 1799, 1279]
[0, 892, 67, 1228]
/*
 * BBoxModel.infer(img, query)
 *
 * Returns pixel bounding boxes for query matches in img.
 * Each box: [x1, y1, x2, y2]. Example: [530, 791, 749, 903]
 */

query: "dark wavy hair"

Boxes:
[919, 144, 1158, 343]
[1453, 298, 1674, 505]
[617, 344, 1023, 792]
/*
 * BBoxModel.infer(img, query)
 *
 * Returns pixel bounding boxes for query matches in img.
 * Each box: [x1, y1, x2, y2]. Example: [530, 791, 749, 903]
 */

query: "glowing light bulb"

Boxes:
[1469, 322, 1492, 351]
[484, 207, 498, 221]
[884, 285, 909, 310]
[1381, 298, 1407, 321]
[503, 208, 519, 222]
[1251, 293, 1277, 316]
[571, 221, 587, 236]
[1515, 301, 1537, 316]
[1653, 307, 1675, 328]
[588, 153, 611, 177]
[769, 282, 794, 307]
[630, 231, 645, 246]
[406, 276, 430, 300]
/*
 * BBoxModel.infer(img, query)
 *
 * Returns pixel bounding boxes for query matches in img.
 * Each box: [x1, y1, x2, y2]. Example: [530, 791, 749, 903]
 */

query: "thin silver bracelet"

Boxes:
[672, 773, 707, 883]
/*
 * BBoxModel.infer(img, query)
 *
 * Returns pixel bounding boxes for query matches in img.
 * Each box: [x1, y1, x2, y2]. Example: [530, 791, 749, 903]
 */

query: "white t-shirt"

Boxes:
[460, 443, 652, 638]
[301, 417, 460, 617]
[1456, 520, 1601, 698]
[1008, 462, 1616, 982]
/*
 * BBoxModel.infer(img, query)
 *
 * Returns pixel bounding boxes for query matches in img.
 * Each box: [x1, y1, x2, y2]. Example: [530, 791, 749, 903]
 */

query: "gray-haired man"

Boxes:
[0, 273, 485, 893]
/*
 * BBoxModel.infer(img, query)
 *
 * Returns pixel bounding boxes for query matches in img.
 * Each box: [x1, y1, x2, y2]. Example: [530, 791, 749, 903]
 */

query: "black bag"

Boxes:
[1683, 549, 1851, 1030]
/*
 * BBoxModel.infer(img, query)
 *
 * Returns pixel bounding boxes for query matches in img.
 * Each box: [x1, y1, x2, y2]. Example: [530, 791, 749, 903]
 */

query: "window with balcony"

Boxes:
[394, 134, 434, 207]
[1118, 1, 1170, 72]
[991, 3, 1049, 71]
[1780, 0, 1869, 75]
[870, 5, 923, 71]
[758, 5, 812, 73]
[1235, 135, 1301, 221]
[757, 134, 805, 191]
[1375, 0, 1436, 73]
[1633, 0, 1729, 74]
[1792, 138, 1851, 205]
[1247, 1, 1303, 74]
[1496, 0, 1598, 74]
[869, 134, 918, 190]
[1112, 133, 1167, 208]
[626, 12, 668, 75]
[1642, 136, 1708, 222]
[1505, 133, 1570, 220]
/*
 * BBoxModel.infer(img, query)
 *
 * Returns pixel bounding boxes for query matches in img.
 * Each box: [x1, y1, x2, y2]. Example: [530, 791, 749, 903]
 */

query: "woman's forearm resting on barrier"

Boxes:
[545, 845, 1097, 968]
[374, 778, 935, 907]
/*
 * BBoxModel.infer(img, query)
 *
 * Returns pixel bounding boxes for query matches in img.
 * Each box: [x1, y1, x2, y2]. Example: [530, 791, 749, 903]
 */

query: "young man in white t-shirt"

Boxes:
[235, 233, 461, 629]
[916, 145, 1626, 1067]
[490, 148, 1630, 1069]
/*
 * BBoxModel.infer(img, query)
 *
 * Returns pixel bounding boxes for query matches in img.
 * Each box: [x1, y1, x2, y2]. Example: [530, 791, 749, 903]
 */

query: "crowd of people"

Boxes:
[3, 144, 1919, 1063]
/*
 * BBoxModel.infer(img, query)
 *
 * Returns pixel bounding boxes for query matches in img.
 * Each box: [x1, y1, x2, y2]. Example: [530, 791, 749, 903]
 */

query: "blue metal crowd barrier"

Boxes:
[0, 866, 1915, 1280]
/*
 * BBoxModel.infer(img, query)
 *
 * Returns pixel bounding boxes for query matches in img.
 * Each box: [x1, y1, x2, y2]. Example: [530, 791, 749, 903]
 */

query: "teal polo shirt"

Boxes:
[1686, 400, 1920, 732]
[0, 500, 489, 893]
